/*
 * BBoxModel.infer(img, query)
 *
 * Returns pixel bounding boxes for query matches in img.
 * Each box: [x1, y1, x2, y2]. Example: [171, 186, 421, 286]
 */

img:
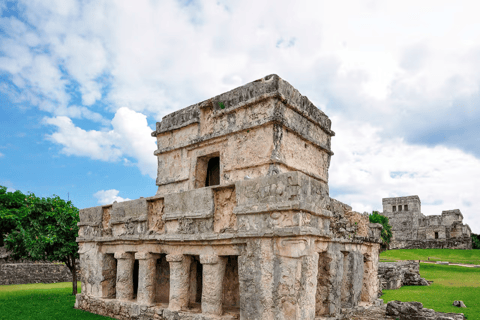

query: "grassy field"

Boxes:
[382, 263, 480, 320]
[0, 282, 111, 320]
[380, 248, 480, 264]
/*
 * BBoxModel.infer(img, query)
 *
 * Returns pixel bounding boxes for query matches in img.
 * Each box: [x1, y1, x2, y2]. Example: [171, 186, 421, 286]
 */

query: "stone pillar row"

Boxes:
[113, 252, 227, 315]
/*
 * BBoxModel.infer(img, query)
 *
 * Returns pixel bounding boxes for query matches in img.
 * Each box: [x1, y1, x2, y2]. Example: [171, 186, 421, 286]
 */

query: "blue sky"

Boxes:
[1, 0, 479, 233]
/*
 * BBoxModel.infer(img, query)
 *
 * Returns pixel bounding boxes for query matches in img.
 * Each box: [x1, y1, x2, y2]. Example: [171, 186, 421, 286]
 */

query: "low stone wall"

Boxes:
[378, 260, 428, 293]
[75, 294, 240, 320]
[389, 238, 472, 250]
[0, 263, 79, 285]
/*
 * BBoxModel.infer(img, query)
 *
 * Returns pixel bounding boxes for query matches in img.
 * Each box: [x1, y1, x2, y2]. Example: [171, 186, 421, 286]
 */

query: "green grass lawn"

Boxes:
[0, 282, 111, 320]
[380, 248, 480, 264]
[382, 263, 480, 320]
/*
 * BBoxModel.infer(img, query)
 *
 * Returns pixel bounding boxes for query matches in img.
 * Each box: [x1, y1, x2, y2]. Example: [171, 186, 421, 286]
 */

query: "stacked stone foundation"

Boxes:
[389, 238, 472, 250]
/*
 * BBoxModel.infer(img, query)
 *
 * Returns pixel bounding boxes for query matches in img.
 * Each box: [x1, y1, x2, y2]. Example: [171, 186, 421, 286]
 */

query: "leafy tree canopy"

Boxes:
[472, 233, 480, 250]
[369, 211, 393, 247]
[1, 186, 80, 294]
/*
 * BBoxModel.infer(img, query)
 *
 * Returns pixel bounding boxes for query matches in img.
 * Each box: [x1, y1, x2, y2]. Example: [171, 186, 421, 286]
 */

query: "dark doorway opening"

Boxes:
[155, 254, 170, 304]
[133, 259, 139, 299]
[205, 157, 220, 187]
[435, 232, 439, 239]
[103, 254, 117, 299]
[223, 256, 240, 313]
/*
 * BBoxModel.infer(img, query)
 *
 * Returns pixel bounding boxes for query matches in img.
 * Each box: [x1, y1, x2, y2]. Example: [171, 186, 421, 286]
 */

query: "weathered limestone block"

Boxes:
[200, 255, 227, 315]
[386, 301, 465, 320]
[166, 254, 192, 311]
[114, 252, 135, 301]
[135, 252, 160, 305]
[111, 198, 148, 223]
[164, 188, 214, 221]
[234, 171, 330, 217]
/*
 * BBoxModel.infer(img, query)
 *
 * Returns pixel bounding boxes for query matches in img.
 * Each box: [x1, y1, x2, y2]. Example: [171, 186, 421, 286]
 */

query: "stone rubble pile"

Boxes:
[386, 301, 465, 320]
[378, 260, 429, 293]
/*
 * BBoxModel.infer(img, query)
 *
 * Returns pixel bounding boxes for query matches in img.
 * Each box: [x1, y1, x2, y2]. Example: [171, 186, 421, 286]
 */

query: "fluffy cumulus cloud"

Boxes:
[93, 189, 131, 205]
[44, 107, 157, 178]
[329, 115, 480, 233]
[1, 0, 480, 230]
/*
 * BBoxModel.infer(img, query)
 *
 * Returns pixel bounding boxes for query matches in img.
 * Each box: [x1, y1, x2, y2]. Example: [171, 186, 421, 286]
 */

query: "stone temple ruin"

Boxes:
[382, 196, 472, 250]
[75, 74, 386, 320]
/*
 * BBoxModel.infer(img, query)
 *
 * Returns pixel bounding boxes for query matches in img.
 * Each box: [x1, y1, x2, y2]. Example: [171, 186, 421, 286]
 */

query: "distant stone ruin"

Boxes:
[75, 75, 385, 320]
[382, 196, 472, 250]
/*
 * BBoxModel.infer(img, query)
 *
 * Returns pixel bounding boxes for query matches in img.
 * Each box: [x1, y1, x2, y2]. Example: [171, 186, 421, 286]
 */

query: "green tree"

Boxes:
[369, 211, 393, 248]
[2, 186, 80, 295]
[0, 186, 28, 247]
[472, 233, 480, 249]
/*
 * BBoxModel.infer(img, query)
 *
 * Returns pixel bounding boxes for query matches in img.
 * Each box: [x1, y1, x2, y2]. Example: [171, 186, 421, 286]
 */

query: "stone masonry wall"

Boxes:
[0, 262, 80, 285]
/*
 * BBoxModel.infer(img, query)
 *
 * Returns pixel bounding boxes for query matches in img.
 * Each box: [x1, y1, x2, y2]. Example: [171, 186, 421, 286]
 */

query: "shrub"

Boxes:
[369, 211, 393, 247]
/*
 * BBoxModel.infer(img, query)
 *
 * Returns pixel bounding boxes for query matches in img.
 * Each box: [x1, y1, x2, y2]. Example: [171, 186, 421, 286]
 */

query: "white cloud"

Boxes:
[44, 107, 157, 178]
[0, 152, 4, 158]
[329, 115, 480, 233]
[93, 189, 130, 205]
[1, 0, 480, 232]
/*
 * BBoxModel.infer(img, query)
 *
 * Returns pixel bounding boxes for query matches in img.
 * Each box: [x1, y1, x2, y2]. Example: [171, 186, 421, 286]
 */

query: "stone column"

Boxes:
[200, 255, 227, 315]
[166, 254, 192, 311]
[114, 252, 135, 301]
[135, 252, 160, 305]
[361, 245, 380, 303]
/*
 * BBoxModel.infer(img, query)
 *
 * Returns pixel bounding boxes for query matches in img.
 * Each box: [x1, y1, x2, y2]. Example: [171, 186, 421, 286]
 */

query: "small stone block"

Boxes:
[165, 254, 184, 262]
[134, 252, 160, 260]
[200, 255, 221, 264]
[114, 252, 134, 260]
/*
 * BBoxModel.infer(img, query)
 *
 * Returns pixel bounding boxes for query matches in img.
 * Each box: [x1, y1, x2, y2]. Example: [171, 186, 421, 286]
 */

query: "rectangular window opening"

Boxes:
[404, 205, 408, 211]
[435, 232, 439, 239]
[206, 157, 220, 187]
[398, 205, 402, 211]
[223, 256, 240, 313]
[155, 254, 170, 305]
[195, 152, 220, 188]
[392, 206, 396, 212]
